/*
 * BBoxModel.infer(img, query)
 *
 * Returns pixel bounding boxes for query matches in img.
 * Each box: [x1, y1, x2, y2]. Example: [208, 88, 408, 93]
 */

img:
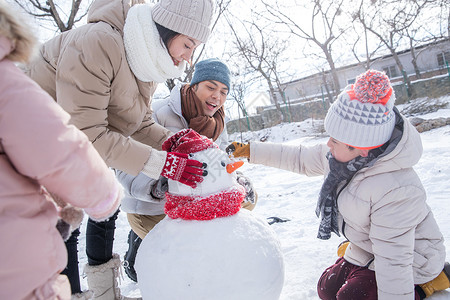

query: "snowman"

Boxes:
[135, 129, 284, 300]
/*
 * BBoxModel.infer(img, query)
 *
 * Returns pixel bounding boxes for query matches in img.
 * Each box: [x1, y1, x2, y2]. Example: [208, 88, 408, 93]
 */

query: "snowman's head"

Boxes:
[169, 146, 242, 196]
[161, 129, 246, 220]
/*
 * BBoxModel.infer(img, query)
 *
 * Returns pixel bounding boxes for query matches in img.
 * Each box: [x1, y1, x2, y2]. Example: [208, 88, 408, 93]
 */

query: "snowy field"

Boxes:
[78, 96, 450, 299]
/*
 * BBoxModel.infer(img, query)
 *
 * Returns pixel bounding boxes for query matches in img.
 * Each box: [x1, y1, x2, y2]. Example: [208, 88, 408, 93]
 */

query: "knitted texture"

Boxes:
[324, 69, 396, 148]
[123, 4, 185, 82]
[191, 58, 231, 90]
[160, 152, 205, 188]
[165, 186, 245, 220]
[354, 70, 392, 104]
[162, 128, 217, 154]
[151, 0, 214, 43]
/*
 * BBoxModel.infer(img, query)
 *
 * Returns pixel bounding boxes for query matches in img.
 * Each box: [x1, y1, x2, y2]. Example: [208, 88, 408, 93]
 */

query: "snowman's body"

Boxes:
[135, 137, 285, 300]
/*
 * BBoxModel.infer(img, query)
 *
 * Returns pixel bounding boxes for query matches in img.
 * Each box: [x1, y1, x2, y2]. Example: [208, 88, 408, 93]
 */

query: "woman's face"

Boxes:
[167, 34, 200, 66]
[326, 137, 367, 163]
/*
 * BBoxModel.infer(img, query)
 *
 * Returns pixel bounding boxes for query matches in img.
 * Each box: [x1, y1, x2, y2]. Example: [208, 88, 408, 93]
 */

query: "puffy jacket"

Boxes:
[118, 84, 229, 215]
[0, 35, 120, 299]
[249, 113, 445, 300]
[25, 0, 171, 175]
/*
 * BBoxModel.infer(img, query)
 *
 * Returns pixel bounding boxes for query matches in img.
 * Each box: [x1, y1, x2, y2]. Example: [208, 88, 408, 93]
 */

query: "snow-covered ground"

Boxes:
[78, 95, 450, 299]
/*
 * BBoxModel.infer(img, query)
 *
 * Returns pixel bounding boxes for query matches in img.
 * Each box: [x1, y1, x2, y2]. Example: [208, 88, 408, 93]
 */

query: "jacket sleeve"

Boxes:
[131, 109, 172, 151]
[249, 142, 329, 176]
[54, 29, 153, 175]
[369, 182, 428, 299]
[0, 66, 120, 217]
[115, 169, 164, 203]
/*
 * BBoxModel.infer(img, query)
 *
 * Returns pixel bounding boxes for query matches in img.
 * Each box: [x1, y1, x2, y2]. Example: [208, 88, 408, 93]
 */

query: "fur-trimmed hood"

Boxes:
[0, 2, 36, 63]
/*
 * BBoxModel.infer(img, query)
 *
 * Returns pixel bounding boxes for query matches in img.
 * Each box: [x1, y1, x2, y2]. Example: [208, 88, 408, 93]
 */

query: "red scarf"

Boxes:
[165, 186, 245, 220]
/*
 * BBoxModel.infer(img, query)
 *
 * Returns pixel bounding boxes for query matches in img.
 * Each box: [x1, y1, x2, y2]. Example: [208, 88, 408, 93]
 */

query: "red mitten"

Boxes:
[161, 152, 207, 188]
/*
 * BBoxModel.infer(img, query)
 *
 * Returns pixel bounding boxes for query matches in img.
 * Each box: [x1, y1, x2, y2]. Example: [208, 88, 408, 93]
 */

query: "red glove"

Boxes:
[160, 152, 207, 188]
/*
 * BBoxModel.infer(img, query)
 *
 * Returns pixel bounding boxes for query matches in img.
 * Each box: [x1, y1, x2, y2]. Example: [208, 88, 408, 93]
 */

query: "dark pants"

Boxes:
[61, 209, 119, 294]
[317, 257, 424, 300]
[61, 227, 82, 294]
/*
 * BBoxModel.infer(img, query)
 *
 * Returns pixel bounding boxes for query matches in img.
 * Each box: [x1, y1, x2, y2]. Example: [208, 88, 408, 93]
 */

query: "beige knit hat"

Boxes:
[324, 70, 396, 149]
[151, 0, 214, 43]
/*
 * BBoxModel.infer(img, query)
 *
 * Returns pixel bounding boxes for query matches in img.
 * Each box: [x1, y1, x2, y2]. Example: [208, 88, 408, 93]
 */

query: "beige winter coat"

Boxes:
[250, 114, 445, 299]
[26, 0, 171, 175]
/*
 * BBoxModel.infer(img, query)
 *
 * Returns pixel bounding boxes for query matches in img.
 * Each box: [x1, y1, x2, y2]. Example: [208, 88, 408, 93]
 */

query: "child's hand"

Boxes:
[337, 240, 350, 257]
[226, 142, 250, 158]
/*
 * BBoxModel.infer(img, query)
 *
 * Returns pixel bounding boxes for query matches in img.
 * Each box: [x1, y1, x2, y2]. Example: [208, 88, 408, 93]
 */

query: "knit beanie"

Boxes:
[123, 4, 185, 82]
[190, 58, 231, 90]
[162, 129, 245, 221]
[324, 70, 396, 149]
[151, 0, 214, 43]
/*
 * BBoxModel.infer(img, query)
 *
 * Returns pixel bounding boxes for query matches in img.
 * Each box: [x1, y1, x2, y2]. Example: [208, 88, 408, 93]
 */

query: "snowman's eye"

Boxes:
[220, 161, 226, 167]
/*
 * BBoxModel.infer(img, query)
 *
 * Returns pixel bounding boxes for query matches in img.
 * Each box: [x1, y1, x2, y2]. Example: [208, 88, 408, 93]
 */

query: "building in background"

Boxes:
[274, 39, 450, 105]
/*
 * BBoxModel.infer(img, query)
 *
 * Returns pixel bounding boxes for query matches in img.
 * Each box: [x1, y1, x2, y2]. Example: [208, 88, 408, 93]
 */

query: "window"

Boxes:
[347, 78, 356, 85]
[382, 65, 400, 78]
[437, 51, 450, 68]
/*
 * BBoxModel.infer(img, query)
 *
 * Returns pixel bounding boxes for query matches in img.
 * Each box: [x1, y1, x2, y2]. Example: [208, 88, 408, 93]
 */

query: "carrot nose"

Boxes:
[226, 161, 244, 174]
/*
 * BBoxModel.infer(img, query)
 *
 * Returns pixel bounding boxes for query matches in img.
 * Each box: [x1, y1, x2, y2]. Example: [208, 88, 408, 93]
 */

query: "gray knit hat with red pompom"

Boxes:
[151, 0, 214, 43]
[324, 70, 396, 149]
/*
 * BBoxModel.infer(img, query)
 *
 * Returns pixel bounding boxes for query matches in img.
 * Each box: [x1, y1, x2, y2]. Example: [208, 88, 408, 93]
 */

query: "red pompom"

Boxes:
[354, 70, 391, 104]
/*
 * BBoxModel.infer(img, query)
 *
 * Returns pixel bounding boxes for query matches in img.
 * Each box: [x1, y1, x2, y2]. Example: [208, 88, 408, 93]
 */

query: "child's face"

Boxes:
[326, 138, 367, 163]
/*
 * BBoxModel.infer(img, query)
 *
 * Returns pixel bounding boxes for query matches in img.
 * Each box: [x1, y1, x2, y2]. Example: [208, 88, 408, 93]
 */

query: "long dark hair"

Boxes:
[155, 23, 180, 49]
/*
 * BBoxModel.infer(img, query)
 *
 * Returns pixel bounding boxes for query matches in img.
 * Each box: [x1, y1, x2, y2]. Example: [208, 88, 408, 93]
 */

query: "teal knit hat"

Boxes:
[190, 58, 231, 90]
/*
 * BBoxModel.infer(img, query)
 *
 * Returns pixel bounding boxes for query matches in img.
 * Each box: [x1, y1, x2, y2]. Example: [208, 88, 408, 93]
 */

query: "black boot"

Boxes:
[123, 230, 142, 282]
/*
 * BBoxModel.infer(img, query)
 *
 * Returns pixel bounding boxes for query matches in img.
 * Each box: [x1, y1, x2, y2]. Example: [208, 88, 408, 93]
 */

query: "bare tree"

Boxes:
[347, 15, 384, 70]
[13, 0, 91, 32]
[260, 0, 349, 98]
[403, 0, 449, 79]
[229, 78, 252, 133]
[352, 0, 436, 97]
[225, 12, 290, 121]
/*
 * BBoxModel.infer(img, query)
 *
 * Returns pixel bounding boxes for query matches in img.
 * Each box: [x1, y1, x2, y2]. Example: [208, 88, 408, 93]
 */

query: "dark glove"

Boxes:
[150, 177, 169, 199]
[226, 142, 250, 158]
[236, 171, 255, 204]
[160, 152, 207, 188]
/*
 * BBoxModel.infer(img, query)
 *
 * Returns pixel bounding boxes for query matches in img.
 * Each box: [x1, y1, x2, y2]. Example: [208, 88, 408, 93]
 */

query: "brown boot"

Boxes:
[419, 262, 450, 297]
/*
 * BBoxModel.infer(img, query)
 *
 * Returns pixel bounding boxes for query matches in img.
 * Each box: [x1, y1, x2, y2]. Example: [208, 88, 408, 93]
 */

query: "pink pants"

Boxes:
[317, 257, 424, 300]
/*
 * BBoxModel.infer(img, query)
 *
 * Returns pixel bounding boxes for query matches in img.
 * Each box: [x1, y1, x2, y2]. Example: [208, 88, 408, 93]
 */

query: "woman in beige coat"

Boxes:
[0, 2, 121, 299]
[227, 70, 449, 299]
[26, 0, 214, 298]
